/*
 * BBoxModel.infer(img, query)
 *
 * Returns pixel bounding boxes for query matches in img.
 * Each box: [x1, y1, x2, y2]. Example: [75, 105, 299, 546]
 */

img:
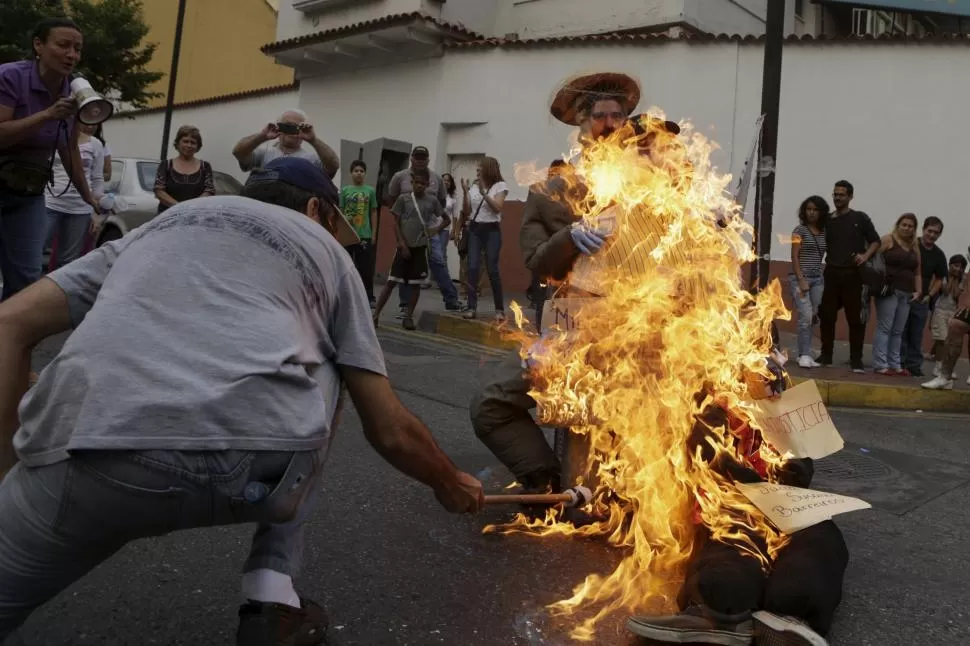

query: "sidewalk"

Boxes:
[386, 284, 970, 413]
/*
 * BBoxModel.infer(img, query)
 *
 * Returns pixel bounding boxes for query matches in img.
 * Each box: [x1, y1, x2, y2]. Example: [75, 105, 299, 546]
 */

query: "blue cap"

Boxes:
[246, 156, 359, 245]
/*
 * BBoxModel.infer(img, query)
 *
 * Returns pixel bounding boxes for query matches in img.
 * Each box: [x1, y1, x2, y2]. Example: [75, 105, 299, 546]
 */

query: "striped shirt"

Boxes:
[792, 224, 826, 278]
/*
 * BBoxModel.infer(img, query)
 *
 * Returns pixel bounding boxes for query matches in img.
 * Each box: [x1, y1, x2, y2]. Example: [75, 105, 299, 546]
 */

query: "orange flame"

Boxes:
[489, 111, 792, 640]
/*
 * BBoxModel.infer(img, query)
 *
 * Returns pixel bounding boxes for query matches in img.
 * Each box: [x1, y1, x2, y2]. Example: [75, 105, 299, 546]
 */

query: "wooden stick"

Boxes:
[484, 493, 574, 506]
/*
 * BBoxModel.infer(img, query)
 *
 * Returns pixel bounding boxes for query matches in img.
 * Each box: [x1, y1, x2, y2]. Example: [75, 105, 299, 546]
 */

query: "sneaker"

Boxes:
[627, 605, 753, 645]
[797, 355, 820, 369]
[895, 368, 911, 377]
[402, 316, 416, 331]
[816, 355, 833, 367]
[237, 598, 329, 646]
[909, 366, 924, 377]
[753, 610, 827, 646]
[851, 361, 865, 374]
[921, 375, 954, 390]
[394, 307, 406, 320]
[444, 302, 462, 311]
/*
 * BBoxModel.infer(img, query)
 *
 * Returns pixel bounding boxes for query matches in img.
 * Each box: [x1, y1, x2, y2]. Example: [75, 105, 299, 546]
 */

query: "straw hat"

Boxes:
[550, 72, 641, 126]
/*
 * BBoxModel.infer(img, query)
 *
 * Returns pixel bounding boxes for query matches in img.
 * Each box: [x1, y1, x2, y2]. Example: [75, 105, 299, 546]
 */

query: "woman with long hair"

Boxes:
[0, 17, 98, 300]
[154, 125, 214, 213]
[459, 156, 508, 321]
[872, 213, 922, 375]
[789, 195, 829, 367]
[446, 172, 484, 305]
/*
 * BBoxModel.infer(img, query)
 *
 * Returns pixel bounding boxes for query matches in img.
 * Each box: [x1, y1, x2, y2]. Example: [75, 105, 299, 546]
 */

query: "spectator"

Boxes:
[44, 121, 105, 269]
[460, 156, 509, 321]
[154, 125, 214, 214]
[372, 167, 444, 330]
[817, 180, 879, 373]
[922, 259, 970, 391]
[385, 146, 448, 316]
[340, 159, 378, 303]
[872, 214, 921, 375]
[422, 172, 460, 311]
[928, 254, 967, 380]
[526, 160, 569, 319]
[901, 216, 947, 377]
[450, 173, 486, 309]
[788, 195, 829, 368]
[232, 109, 339, 178]
[0, 17, 99, 301]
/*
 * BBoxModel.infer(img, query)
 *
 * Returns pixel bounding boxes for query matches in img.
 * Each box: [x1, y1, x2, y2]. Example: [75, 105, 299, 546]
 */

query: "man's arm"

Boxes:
[858, 214, 880, 264]
[433, 171, 447, 209]
[233, 130, 271, 172]
[390, 197, 408, 250]
[0, 279, 75, 471]
[520, 188, 581, 281]
[307, 136, 339, 179]
[384, 172, 402, 208]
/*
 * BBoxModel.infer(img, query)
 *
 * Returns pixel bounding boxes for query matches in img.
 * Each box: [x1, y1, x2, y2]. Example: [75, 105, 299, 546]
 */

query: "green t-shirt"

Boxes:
[339, 184, 377, 240]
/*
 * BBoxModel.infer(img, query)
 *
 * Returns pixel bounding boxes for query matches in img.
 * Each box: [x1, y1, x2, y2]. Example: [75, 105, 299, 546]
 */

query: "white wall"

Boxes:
[276, 0, 425, 43]
[494, 0, 686, 38]
[103, 89, 300, 182]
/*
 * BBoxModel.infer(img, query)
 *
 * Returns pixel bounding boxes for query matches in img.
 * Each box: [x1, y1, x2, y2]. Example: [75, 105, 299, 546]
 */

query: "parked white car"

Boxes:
[96, 157, 243, 245]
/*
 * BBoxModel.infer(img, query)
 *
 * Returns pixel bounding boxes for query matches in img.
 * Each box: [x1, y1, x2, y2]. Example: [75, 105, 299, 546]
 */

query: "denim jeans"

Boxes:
[788, 274, 823, 358]
[45, 208, 91, 270]
[872, 290, 912, 370]
[467, 222, 504, 313]
[429, 229, 459, 306]
[0, 192, 48, 300]
[0, 448, 324, 640]
[901, 300, 931, 372]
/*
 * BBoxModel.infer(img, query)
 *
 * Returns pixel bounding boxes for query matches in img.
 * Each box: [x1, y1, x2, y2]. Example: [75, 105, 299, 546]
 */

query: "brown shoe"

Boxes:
[236, 597, 329, 646]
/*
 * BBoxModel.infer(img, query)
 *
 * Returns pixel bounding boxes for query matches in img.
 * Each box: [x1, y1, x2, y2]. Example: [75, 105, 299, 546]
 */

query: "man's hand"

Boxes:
[434, 470, 484, 513]
[853, 253, 867, 266]
[461, 177, 470, 191]
[797, 277, 809, 296]
[299, 123, 316, 142]
[261, 123, 280, 140]
[397, 243, 411, 259]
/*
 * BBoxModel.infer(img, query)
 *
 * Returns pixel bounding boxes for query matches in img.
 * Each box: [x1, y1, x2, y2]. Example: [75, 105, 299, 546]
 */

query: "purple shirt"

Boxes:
[0, 60, 73, 163]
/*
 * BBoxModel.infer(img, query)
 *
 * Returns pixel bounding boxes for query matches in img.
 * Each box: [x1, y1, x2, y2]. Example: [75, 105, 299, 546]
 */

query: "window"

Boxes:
[105, 160, 125, 194]
[137, 161, 159, 192]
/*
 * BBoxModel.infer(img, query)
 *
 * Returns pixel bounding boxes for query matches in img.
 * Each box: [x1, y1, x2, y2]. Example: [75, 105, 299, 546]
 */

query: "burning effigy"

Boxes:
[471, 72, 855, 644]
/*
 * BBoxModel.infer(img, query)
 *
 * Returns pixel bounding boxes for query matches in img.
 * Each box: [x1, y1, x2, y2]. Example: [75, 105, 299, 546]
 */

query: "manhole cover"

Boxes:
[812, 442, 970, 515]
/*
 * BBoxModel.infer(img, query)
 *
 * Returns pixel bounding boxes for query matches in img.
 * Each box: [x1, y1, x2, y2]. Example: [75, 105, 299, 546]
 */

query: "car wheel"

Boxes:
[97, 225, 123, 247]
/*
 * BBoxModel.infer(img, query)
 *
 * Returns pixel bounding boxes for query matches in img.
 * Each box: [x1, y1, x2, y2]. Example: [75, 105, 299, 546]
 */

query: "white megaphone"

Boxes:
[70, 76, 114, 125]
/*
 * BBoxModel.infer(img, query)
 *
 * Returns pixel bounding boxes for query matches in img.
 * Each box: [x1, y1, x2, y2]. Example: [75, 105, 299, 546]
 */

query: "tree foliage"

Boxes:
[0, 0, 163, 109]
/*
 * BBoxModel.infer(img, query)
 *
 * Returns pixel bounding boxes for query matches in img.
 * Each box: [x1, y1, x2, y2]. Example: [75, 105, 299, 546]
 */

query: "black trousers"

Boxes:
[678, 521, 848, 636]
[345, 239, 375, 300]
[819, 265, 866, 363]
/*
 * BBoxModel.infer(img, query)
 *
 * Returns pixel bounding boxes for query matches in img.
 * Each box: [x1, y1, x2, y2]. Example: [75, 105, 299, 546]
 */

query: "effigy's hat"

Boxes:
[550, 72, 641, 126]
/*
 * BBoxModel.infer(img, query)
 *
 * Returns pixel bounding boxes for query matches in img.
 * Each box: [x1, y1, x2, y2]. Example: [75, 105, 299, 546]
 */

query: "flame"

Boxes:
[488, 111, 792, 640]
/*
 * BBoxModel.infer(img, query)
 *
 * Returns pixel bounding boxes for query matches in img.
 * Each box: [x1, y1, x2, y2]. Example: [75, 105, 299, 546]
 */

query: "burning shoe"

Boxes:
[237, 597, 329, 646]
[626, 605, 753, 645]
[752, 611, 827, 646]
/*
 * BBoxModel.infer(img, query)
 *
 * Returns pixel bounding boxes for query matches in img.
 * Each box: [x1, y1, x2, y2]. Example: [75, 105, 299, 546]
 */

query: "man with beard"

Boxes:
[469, 72, 685, 495]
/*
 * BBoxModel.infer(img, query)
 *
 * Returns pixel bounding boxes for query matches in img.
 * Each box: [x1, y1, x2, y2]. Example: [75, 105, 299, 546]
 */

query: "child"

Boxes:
[339, 159, 378, 302]
[372, 167, 447, 330]
[930, 254, 968, 379]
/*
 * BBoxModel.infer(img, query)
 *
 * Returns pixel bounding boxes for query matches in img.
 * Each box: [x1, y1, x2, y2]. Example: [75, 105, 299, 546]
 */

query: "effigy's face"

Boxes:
[587, 99, 627, 140]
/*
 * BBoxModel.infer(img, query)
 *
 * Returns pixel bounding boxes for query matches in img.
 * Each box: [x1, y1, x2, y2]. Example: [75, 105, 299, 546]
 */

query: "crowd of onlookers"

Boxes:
[789, 180, 969, 389]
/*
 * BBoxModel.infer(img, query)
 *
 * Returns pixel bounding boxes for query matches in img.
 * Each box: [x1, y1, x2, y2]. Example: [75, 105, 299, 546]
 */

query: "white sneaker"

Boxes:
[798, 355, 820, 369]
[753, 611, 827, 646]
[921, 376, 954, 390]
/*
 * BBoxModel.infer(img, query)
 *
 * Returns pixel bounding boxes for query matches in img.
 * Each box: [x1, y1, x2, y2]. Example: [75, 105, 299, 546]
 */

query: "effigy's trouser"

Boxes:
[470, 351, 561, 489]
[678, 520, 848, 636]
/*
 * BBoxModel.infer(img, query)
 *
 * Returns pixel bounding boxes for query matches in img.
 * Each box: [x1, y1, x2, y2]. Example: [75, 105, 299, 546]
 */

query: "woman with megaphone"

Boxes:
[0, 17, 99, 301]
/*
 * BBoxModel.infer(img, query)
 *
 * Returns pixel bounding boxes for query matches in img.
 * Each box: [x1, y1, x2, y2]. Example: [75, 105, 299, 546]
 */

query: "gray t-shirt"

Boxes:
[252, 140, 322, 170]
[391, 192, 442, 248]
[387, 168, 447, 210]
[15, 196, 386, 467]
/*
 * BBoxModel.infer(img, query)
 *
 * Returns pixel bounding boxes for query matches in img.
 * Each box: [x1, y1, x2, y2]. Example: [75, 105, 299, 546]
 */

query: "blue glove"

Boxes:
[570, 222, 608, 255]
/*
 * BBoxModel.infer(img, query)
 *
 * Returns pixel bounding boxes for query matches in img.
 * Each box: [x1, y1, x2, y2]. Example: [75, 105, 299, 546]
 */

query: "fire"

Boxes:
[489, 111, 792, 640]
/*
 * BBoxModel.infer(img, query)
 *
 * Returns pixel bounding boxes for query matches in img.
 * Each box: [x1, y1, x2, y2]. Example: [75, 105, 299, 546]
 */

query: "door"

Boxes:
[447, 154, 485, 279]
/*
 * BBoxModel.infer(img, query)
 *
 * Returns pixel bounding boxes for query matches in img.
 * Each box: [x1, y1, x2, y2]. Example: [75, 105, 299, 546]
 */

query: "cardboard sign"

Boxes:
[749, 380, 844, 460]
[540, 297, 597, 334]
[736, 482, 871, 534]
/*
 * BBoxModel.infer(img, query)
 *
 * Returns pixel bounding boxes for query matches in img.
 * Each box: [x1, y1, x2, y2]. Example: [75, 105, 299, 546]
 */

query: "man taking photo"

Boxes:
[0, 157, 482, 646]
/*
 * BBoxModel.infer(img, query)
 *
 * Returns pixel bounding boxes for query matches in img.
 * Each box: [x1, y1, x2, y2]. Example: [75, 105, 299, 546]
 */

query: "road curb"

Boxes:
[418, 311, 970, 413]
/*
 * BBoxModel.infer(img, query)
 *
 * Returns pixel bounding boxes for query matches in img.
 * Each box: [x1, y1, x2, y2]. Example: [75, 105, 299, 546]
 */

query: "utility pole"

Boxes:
[159, 0, 188, 162]
[751, 0, 785, 293]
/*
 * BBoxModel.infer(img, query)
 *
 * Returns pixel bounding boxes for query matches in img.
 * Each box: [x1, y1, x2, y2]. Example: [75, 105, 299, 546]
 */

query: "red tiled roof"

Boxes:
[114, 82, 299, 117]
[261, 12, 484, 54]
[446, 30, 970, 50]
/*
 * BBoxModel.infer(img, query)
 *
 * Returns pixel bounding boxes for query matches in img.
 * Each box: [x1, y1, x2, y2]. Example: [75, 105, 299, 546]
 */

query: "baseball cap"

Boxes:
[246, 157, 359, 246]
[411, 146, 430, 158]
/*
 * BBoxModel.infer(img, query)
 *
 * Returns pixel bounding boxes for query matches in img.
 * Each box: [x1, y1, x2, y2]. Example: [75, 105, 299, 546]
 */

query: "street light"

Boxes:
[160, 0, 188, 162]
[751, 0, 785, 293]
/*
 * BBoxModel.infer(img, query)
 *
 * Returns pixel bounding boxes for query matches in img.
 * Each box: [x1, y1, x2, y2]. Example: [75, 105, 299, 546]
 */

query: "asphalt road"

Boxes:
[12, 329, 970, 645]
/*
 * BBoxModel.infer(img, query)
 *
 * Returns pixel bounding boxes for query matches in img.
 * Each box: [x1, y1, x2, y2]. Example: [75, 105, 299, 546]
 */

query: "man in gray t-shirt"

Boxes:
[232, 109, 341, 179]
[0, 157, 482, 644]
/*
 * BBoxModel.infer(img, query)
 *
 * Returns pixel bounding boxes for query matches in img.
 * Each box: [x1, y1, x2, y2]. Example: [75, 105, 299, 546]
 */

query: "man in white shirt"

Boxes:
[232, 109, 340, 179]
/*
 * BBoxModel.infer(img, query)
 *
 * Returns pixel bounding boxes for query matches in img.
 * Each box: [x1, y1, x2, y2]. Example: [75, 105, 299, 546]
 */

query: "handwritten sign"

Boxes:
[540, 298, 597, 334]
[737, 482, 871, 534]
[749, 380, 844, 460]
